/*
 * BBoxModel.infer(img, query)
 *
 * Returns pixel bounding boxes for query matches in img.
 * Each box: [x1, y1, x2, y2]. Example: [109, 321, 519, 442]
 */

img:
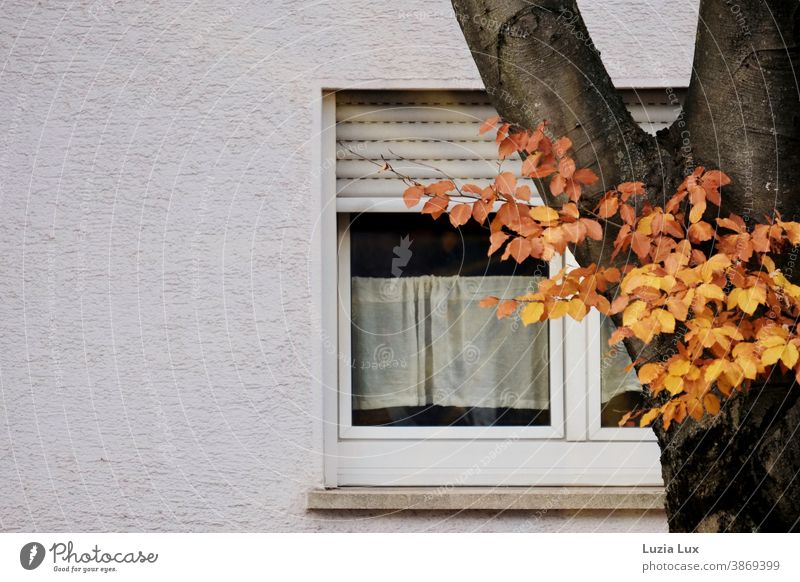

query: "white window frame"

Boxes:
[319, 90, 662, 487]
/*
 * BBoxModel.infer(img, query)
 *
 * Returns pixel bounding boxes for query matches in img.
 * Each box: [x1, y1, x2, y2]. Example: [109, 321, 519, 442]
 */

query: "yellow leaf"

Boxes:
[689, 201, 705, 224]
[664, 375, 684, 395]
[520, 302, 545, 325]
[620, 274, 661, 294]
[782, 342, 799, 368]
[733, 286, 765, 315]
[668, 358, 691, 376]
[705, 359, 726, 382]
[548, 301, 570, 320]
[623, 300, 648, 327]
[653, 309, 676, 333]
[639, 407, 661, 427]
[567, 298, 588, 321]
[631, 320, 657, 343]
[638, 363, 663, 384]
[736, 356, 758, 380]
[529, 206, 559, 223]
[697, 283, 725, 301]
[761, 345, 785, 367]
[722, 361, 744, 387]
[700, 254, 732, 281]
[703, 393, 721, 415]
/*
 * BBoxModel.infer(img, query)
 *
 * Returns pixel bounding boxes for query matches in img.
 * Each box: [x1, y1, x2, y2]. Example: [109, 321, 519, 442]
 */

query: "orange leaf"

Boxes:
[703, 393, 721, 415]
[564, 180, 582, 202]
[498, 137, 517, 159]
[550, 174, 566, 196]
[495, 172, 517, 196]
[472, 200, 491, 224]
[560, 202, 580, 220]
[620, 203, 636, 225]
[488, 231, 510, 255]
[716, 214, 746, 233]
[403, 185, 424, 208]
[479, 115, 501, 135]
[573, 168, 599, 185]
[497, 300, 518, 319]
[425, 180, 455, 196]
[449, 203, 472, 227]
[618, 182, 645, 201]
[688, 221, 714, 243]
[581, 218, 603, 241]
[527, 163, 557, 179]
[558, 156, 576, 179]
[515, 184, 533, 202]
[553, 136, 572, 157]
[631, 232, 651, 259]
[597, 195, 619, 218]
[421, 196, 449, 219]
[504, 237, 532, 264]
[479, 296, 500, 308]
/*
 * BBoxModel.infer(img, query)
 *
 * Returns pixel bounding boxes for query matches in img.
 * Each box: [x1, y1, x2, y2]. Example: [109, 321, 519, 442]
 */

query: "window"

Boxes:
[320, 89, 675, 487]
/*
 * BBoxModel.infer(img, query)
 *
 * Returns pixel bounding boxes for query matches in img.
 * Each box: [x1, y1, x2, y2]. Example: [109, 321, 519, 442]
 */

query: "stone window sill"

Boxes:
[307, 486, 665, 511]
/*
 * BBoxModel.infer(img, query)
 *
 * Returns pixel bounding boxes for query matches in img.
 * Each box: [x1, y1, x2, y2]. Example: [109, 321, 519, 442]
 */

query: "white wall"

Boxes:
[0, 0, 697, 532]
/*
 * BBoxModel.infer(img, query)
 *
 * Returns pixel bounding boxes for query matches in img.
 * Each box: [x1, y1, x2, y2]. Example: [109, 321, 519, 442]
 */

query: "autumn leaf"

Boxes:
[488, 231, 509, 255]
[403, 185, 424, 208]
[479, 296, 499, 308]
[640, 407, 661, 427]
[530, 206, 560, 223]
[688, 221, 714, 243]
[558, 156, 576, 179]
[703, 393, 721, 415]
[425, 180, 455, 196]
[495, 172, 517, 196]
[479, 115, 501, 135]
[638, 363, 663, 384]
[550, 174, 566, 196]
[472, 200, 491, 224]
[581, 219, 603, 241]
[567, 298, 588, 321]
[504, 237, 532, 263]
[497, 300, 518, 319]
[520, 302, 545, 325]
[597, 194, 619, 218]
[618, 182, 645, 201]
[623, 300, 648, 327]
[421, 196, 449, 219]
[449, 203, 472, 227]
[573, 168, 599, 185]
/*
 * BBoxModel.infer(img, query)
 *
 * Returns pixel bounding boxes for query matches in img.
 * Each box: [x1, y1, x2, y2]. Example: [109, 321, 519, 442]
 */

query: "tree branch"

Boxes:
[451, 0, 665, 269]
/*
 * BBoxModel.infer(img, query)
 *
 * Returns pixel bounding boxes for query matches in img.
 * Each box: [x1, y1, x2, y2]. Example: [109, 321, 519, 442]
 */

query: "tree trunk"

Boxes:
[451, 0, 800, 531]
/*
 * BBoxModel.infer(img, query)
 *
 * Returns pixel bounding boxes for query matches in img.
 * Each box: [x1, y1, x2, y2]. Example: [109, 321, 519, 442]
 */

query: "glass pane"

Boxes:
[348, 212, 550, 427]
[600, 316, 646, 427]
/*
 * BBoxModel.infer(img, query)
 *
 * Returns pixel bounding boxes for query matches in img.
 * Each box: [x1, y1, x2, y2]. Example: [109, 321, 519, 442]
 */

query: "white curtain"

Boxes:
[351, 276, 550, 410]
[599, 317, 642, 402]
[350, 276, 641, 411]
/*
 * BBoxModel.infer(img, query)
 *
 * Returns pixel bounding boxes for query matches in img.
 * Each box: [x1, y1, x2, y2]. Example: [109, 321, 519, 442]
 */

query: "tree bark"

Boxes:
[451, 0, 800, 531]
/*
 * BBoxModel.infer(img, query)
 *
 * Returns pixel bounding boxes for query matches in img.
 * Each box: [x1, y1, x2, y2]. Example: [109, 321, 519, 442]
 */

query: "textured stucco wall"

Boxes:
[0, 0, 697, 532]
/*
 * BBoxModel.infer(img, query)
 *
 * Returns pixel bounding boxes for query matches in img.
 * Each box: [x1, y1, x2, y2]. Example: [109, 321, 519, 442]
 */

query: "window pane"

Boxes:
[600, 317, 646, 427]
[348, 212, 550, 427]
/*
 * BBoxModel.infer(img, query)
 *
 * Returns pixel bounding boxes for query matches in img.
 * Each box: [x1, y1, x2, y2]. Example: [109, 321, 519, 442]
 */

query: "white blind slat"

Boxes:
[335, 89, 684, 199]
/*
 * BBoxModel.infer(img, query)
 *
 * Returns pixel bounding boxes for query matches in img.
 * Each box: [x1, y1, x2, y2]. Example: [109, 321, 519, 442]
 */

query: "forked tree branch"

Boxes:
[451, 0, 674, 269]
